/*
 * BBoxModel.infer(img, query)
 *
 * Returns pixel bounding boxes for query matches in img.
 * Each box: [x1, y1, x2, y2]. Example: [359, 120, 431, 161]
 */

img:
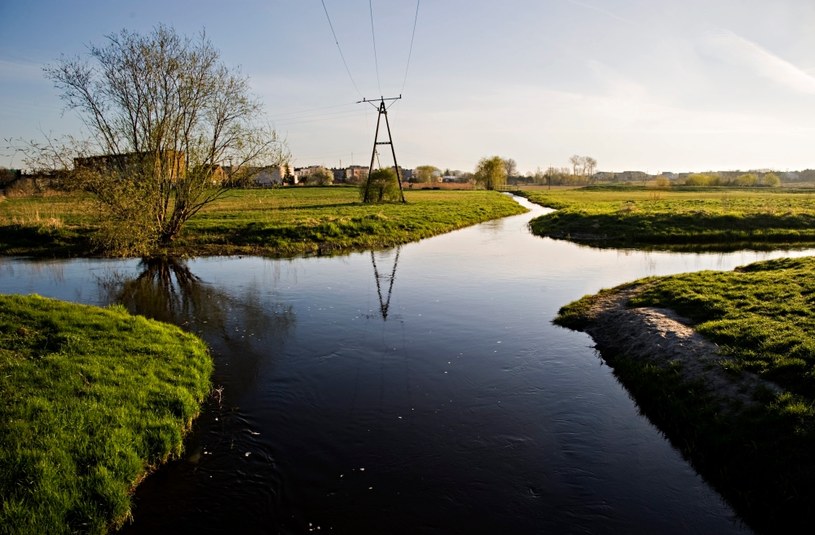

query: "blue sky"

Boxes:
[2, 0, 815, 174]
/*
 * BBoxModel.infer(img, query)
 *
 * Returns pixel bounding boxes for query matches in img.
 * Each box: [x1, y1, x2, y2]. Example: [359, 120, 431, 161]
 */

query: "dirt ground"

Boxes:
[574, 285, 781, 414]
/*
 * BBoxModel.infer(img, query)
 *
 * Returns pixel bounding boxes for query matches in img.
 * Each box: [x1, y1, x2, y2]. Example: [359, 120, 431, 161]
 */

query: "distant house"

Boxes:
[594, 171, 652, 182]
[331, 167, 345, 183]
[252, 164, 290, 186]
[344, 165, 369, 183]
[293, 166, 323, 182]
[74, 151, 186, 179]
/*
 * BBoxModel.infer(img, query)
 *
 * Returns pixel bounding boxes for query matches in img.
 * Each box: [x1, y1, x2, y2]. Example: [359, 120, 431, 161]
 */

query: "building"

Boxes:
[251, 164, 291, 186]
[74, 151, 186, 179]
[344, 165, 369, 183]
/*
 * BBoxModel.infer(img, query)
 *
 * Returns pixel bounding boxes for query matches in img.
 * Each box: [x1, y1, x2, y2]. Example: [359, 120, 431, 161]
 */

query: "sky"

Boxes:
[2, 0, 815, 174]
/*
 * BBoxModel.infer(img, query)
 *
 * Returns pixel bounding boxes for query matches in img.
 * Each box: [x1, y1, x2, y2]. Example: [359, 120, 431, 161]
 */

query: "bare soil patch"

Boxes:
[575, 284, 780, 415]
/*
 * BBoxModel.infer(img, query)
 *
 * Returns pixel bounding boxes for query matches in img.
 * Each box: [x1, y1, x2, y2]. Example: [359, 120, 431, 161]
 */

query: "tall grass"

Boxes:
[0, 294, 213, 533]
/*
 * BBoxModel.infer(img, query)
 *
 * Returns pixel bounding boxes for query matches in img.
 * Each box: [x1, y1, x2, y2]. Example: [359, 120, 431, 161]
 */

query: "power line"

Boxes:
[320, 1, 421, 99]
[320, 0, 363, 98]
[271, 109, 364, 129]
[369, 0, 383, 96]
[400, 0, 421, 94]
[269, 104, 364, 127]
[269, 102, 356, 119]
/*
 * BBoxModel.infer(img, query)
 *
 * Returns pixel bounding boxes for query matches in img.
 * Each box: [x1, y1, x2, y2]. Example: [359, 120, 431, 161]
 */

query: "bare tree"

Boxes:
[569, 155, 581, 177]
[44, 25, 287, 255]
[503, 158, 518, 178]
[583, 156, 597, 177]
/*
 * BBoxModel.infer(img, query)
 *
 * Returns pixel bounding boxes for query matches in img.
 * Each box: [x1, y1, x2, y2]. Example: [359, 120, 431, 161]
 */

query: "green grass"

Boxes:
[555, 256, 815, 533]
[520, 186, 815, 250]
[629, 256, 815, 398]
[176, 188, 526, 256]
[0, 294, 213, 533]
[0, 187, 527, 257]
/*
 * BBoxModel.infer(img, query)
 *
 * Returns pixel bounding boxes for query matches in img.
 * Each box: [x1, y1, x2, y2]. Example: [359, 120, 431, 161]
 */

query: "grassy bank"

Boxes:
[0, 294, 213, 533]
[556, 256, 815, 533]
[520, 186, 815, 249]
[0, 187, 527, 257]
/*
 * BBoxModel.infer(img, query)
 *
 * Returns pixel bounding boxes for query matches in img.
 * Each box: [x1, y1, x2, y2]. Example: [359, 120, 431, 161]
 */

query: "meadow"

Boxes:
[521, 186, 815, 249]
[0, 294, 212, 533]
[0, 187, 526, 257]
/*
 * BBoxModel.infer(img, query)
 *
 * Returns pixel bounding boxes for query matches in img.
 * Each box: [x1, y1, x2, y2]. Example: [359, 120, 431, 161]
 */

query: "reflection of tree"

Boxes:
[370, 247, 400, 321]
[103, 257, 208, 326]
[98, 257, 294, 393]
[102, 257, 296, 533]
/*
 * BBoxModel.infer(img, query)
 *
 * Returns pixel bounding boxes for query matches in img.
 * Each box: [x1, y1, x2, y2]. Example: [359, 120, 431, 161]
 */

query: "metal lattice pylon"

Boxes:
[360, 96, 406, 203]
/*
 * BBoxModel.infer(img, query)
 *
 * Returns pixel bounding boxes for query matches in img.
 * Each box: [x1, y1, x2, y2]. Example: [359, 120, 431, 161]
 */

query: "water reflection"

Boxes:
[0, 257, 66, 283]
[370, 247, 401, 321]
[98, 257, 295, 395]
[98, 258, 301, 533]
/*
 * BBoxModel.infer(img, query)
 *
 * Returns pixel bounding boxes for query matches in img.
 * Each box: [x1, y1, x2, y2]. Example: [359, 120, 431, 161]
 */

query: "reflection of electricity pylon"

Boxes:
[371, 247, 401, 321]
[360, 95, 406, 203]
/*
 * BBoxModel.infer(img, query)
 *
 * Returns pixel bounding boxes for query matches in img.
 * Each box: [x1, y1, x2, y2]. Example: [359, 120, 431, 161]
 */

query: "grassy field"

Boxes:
[556, 256, 815, 532]
[0, 187, 527, 257]
[0, 294, 212, 533]
[520, 186, 815, 250]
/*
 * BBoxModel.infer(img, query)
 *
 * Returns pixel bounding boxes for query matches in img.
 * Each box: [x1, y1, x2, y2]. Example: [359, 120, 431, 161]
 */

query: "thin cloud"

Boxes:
[565, 0, 637, 26]
[0, 59, 46, 82]
[702, 29, 815, 95]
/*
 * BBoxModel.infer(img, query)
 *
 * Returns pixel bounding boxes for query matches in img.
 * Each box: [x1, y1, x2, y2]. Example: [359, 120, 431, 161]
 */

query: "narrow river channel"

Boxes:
[3, 195, 812, 534]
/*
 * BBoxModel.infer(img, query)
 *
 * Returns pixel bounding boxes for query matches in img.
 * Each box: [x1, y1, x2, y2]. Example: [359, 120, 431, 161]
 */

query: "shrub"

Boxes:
[360, 168, 401, 203]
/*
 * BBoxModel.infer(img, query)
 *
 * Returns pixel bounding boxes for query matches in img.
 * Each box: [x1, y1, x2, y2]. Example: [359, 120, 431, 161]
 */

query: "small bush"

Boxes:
[360, 168, 401, 203]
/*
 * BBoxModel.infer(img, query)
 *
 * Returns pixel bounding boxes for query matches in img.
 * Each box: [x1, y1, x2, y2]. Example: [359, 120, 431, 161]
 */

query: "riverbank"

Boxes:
[556, 256, 815, 534]
[518, 186, 815, 250]
[0, 188, 527, 258]
[0, 294, 213, 533]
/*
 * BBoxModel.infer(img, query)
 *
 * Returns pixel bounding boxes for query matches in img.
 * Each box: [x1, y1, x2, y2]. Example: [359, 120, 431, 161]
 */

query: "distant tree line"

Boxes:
[683, 172, 781, 187]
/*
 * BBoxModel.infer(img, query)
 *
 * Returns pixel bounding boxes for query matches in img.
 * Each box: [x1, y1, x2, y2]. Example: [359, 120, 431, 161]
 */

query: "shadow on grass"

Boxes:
[0, 225, 94, 257]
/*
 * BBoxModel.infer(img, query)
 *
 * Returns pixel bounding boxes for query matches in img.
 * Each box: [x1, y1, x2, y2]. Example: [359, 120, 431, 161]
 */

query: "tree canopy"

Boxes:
[414, 165, 440, 183]
[361, 168, 401, 203]
[308, 167, 334, 186]
[45, 25, 287, 255]
[474, 156, 507, 190]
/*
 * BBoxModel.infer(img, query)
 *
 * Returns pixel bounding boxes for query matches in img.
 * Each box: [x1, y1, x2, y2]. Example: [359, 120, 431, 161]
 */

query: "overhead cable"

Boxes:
[320, 0, 363, 98]
[400, 0, 421, 94]
[369, 0, 383, 95]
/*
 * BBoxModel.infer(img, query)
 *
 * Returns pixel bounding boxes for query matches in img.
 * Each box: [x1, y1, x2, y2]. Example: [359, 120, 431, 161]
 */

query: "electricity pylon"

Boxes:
[360, 95, 406, 203]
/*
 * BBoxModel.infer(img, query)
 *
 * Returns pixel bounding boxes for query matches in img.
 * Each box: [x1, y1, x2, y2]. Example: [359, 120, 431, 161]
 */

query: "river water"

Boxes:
[3, 196, 811, 534]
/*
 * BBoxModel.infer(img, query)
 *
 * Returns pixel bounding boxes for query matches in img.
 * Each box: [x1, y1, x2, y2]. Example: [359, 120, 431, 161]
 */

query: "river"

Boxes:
[3, 195, 811, 534]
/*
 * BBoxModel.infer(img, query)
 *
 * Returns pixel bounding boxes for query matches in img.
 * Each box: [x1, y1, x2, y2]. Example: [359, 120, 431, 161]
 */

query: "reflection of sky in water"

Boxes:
[0, 196, 788, 534]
